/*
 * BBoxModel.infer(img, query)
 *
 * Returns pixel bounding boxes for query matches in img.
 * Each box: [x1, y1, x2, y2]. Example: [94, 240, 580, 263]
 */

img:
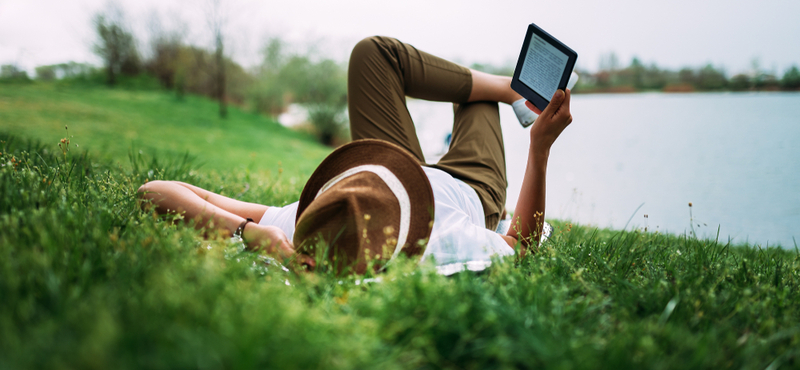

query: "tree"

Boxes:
[729, 74, 750, 91]
[628, 57, 645, 89]
[145, 12, 187, 90]
[599, 51, 619, 72]
[206, 0, 228, 118]
[696, 64, 727, 90]
[678, 67, 695, 85]
[250, 38, 289, 115]
[92, 7, 140, 86]
[642, 63, 667, 90]
[147, 35, 183, 89]
[781, 65, 800, 90]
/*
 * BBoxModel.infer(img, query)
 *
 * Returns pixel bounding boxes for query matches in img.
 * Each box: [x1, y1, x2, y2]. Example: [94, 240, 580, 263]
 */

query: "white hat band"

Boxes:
[316, 164, 411, 261]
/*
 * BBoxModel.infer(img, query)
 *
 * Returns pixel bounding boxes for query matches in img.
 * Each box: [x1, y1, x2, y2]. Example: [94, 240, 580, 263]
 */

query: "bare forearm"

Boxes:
[507, 145, 550, 251]
[139, 180, 243, 234]
[503, 89, 573, 254]
[138, 180, 296, 257]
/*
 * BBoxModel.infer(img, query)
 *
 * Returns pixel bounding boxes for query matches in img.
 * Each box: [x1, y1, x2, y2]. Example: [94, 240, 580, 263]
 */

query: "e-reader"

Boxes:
[511, 23, 578, 112]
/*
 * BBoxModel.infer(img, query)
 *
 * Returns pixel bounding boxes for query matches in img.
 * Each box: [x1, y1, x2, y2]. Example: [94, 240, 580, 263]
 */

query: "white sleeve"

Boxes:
[258, 202, 299, 242]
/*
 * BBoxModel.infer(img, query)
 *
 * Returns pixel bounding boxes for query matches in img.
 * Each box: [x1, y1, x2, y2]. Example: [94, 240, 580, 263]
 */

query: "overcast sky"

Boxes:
[2, 0, 799, 76]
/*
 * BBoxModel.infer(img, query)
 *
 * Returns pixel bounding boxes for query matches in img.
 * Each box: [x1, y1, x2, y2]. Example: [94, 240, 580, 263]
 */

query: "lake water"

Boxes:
[407, 92, 800, 248]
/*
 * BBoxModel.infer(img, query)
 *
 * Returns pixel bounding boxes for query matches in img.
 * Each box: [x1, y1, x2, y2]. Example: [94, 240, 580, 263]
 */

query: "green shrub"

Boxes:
[307, 103, 347, 146]
[0, 65, 31, 83]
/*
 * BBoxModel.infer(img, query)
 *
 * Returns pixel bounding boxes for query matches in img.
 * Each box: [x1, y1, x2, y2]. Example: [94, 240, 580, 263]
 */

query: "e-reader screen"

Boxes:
[519, 34, 569, 102]
[511, 23, 578, 112]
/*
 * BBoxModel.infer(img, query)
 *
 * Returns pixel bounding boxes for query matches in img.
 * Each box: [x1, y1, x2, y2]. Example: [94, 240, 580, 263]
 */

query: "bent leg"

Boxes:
[431, 102, 507, 230]
[348, 36, 517, 230]
[348, 36, 473, 162]
[468, 69, 523, 105]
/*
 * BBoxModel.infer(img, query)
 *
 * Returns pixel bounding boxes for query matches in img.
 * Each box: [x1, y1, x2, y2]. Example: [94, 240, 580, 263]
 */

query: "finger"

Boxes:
[289, 253, 316, 274]
[561, 89, 572, 125]
[558, 89, 572, 119]
[563, 88, 571, 110]
[298, 254, 316, 270]
[524, 100, 542, 115]
[541, 89, 565, 118]
[276, 240, 299, 260]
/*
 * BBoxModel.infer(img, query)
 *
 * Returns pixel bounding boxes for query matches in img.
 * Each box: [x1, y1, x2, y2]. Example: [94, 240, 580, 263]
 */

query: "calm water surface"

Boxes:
[407, 92, 800, 248]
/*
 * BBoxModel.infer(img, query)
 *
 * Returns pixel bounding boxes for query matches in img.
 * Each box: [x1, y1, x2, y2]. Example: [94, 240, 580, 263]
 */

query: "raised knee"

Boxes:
[353, 36, 382, 52]
[350, 36, 393, 66]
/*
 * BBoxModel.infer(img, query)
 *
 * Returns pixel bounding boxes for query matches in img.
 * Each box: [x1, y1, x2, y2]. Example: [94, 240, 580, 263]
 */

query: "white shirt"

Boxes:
[259, 167, 514, 275]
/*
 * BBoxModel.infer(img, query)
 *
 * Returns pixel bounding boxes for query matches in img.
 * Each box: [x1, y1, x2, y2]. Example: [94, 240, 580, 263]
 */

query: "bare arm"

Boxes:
[501, 89, 573, 255]
[137, 180, 296, 259]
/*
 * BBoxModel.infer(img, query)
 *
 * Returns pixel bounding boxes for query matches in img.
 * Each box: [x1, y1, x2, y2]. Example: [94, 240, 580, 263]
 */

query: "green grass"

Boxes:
[1, 84, 800, 369]
[0, 83, 330, 179]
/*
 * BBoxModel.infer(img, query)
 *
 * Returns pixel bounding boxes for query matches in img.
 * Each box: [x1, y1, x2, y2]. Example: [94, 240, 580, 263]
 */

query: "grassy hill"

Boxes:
[0, 83, 330, 178]
[1, 83, 799, 369]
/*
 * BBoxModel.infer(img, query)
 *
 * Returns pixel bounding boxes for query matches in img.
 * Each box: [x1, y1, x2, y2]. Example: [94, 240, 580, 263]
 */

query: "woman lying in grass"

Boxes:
[138, 36, 573, 274]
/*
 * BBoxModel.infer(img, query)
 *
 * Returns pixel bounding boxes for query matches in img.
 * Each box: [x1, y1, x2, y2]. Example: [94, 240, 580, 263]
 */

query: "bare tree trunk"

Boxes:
[107, 64, 116, 86]
[215, 32, 227, 118]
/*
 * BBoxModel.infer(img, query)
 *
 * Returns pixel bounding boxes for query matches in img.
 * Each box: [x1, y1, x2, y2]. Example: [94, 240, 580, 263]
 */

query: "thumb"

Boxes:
[541, 89, 565, 118]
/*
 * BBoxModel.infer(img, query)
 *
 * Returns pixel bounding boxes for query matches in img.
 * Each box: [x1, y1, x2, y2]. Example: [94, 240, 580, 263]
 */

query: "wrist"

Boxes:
[234, 218, 255, 240]
[240, 220, 267, 251]
[529, 142, 550, 161]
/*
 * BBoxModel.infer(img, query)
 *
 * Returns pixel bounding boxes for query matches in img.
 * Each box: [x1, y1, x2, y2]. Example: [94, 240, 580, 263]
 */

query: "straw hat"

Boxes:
[293, 139, 434, 274]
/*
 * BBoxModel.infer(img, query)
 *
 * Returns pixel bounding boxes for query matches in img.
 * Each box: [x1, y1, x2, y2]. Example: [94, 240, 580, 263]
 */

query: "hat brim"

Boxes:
[296, 139, 434, 257]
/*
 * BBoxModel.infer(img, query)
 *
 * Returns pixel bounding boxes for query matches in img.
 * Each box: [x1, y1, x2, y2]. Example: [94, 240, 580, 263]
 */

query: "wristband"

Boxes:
[233, 218, 255, 240]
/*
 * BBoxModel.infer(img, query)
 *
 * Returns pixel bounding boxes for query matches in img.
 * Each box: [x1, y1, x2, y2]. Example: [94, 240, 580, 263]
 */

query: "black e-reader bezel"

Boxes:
[511, 23, 578, 112]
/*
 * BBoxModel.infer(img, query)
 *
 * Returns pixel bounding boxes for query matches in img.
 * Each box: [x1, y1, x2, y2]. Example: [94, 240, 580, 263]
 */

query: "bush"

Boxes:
[38, 62, 99, 84]
[250, 38, 348, 144]
[307, 103, 348, 146]
[0, 64, 31, 83]
[34, 65, 56, 81]
[753, 73, 780, 90]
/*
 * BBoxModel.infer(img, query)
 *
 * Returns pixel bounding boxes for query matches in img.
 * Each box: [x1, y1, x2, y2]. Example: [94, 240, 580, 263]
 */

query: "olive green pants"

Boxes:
[348, 36, 507, 230]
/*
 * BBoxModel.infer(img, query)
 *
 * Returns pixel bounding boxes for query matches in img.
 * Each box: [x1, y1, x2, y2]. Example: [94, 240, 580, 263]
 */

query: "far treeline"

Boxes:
[575, 57, 800, 93]
[471, 56, 800, 94]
